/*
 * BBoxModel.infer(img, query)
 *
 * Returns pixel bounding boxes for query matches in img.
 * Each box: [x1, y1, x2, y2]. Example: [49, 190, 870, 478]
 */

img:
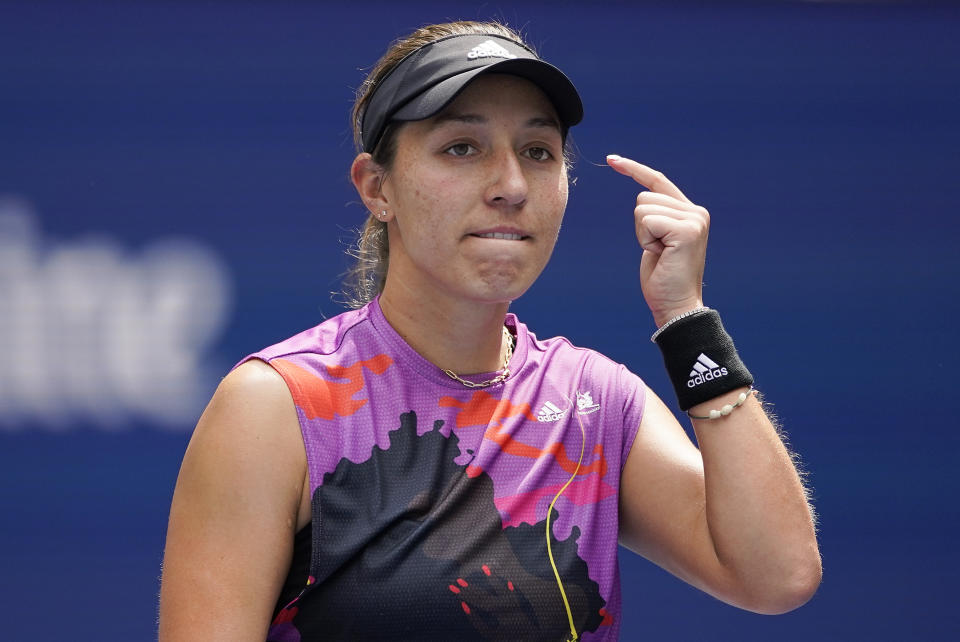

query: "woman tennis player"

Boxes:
[159, 20, 821, 641]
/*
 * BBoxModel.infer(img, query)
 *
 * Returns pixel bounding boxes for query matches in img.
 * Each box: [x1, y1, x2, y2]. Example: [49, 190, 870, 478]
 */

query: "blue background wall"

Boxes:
[1, 1, 958, 639]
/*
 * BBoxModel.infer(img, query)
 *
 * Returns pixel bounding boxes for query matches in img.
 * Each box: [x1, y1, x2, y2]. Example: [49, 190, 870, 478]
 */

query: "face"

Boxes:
[379, 74, 568, 305]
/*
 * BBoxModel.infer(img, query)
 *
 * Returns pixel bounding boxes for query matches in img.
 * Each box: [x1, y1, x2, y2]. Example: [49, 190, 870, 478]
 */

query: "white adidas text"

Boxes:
[687, 353, 728, 388]
[687, 367, 729, 388]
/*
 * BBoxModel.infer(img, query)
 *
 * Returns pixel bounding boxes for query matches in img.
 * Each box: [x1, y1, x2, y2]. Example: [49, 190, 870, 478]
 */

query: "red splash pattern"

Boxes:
[272, 605, 299, 626]
[599, 607, 613, 626]
[494, 477, 617, 528]
[448, 564, 518, 621]
[465, 465, 483, 478]
[440, 390, 607, 477]
[272, 355, 393, 420]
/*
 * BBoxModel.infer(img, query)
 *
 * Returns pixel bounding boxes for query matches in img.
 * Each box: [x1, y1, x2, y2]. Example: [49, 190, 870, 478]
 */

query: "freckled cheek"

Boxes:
[536, 179, 568, 231]
[402, 184, 453, 255]
[414, 179, 464, 227]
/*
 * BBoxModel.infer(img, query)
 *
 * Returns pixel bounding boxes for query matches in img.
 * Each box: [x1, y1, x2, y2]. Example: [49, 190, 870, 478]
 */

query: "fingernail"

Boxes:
[606, 154, 621, 162]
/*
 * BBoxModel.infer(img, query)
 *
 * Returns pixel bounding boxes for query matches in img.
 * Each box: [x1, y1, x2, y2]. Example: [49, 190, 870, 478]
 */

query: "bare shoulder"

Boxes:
[159, 359, 306, 641]
[177, 357, 307, 530]
[210, 358, 298, 418]
[186, 359, 305, 485]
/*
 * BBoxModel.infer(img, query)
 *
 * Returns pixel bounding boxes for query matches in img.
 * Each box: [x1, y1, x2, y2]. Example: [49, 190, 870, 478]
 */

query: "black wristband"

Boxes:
[654, 309, 754, 411]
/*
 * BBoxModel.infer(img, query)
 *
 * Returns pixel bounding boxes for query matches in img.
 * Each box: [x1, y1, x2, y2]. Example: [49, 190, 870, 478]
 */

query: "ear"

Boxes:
[351, 153, 391, 218]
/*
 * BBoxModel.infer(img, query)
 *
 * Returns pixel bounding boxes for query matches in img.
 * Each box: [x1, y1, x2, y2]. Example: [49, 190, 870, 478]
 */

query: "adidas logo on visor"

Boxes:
[466, 39, 518, 60]
[687, 353, 729, 388]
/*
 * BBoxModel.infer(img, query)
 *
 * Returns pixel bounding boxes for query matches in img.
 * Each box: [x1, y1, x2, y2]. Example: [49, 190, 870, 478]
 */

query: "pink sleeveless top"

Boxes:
[241, 297, 646, 641]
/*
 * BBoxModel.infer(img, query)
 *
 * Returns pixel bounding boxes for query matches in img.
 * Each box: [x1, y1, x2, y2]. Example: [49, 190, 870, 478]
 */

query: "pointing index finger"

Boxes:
[607, 154, 690, 203]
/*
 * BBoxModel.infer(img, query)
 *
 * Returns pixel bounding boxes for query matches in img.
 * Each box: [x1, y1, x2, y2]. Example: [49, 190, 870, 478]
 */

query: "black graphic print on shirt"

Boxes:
[275, 411, 605, 641]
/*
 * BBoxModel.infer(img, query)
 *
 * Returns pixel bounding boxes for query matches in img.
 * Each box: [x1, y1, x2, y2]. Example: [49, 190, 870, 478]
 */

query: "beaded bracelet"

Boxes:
[686, 386, 754, 420]
[650, 306, 711, 343]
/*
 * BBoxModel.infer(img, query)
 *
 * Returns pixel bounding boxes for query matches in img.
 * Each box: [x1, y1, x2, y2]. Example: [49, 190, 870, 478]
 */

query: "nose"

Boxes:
[485, 150, 527, 209]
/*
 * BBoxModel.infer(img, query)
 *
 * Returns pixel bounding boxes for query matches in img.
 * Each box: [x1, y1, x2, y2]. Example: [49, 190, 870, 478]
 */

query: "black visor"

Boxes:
[360, 33, 583, 153]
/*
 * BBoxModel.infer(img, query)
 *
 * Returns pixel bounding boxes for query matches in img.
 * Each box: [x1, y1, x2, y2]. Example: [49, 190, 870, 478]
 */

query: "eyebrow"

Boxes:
[429, 112, 561, 132]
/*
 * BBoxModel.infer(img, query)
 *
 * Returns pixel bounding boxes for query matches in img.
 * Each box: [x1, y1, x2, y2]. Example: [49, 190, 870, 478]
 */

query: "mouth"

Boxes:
[468, 227, 530, 241]
[471, 232, 526, 240]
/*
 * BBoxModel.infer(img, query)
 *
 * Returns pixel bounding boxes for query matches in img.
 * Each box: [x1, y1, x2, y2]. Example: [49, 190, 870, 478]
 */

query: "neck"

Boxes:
[378, 280, 511, 376]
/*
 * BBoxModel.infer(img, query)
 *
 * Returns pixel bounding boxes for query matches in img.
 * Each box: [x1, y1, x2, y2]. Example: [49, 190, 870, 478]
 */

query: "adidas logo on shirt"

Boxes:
[466, 39, 518, 60]
[687, 353, 728, 388]
[537, 400, 567, 422]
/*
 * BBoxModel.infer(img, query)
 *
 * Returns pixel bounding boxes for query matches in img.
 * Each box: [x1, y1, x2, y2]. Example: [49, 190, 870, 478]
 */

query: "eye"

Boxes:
[523, 146, 554, 162]
[444, 142, 477, 157]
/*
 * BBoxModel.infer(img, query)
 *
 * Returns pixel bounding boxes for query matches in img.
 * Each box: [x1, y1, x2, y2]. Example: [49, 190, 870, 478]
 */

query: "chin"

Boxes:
[467, 271, 537, 304]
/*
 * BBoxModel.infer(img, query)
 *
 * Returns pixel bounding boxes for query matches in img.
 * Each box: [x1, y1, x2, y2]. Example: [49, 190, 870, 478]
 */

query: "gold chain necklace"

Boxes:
[442, 326, 514, 388]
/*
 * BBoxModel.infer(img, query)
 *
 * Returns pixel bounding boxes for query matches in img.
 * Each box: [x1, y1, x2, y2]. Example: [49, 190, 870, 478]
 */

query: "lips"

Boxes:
[475, 232, 523, 240]
[468, 227, 529, 240]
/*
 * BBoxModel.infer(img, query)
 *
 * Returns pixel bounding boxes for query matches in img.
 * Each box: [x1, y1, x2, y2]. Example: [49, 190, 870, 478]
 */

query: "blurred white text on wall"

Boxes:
[0, 196, 233, 430]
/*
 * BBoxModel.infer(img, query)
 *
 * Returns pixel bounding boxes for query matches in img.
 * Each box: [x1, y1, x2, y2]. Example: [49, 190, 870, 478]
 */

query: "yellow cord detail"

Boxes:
[545, 398, 586, 642]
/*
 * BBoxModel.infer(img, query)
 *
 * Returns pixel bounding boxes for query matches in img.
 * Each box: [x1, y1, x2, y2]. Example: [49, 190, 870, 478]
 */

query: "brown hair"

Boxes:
[340, 21, 531, 309]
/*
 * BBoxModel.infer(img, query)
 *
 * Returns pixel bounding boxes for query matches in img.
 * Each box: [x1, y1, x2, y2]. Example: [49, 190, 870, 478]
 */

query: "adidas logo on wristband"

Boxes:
[687, 353, 728, 388]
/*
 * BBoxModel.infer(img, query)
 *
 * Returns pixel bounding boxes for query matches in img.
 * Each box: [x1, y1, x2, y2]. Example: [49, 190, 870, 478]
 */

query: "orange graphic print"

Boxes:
[272, 355, 392, 420]
[495, 476, 617, 527]
[440, 390, 606, 477]
[439, 389, 537, 428]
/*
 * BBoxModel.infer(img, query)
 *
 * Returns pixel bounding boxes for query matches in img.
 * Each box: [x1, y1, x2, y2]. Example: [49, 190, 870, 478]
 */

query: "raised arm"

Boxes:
[608, 154, 821, 613]
[159, 359, 310, 640]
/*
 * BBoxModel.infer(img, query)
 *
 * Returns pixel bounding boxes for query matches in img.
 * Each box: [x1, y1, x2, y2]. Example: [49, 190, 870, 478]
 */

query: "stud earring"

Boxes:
[378, 210, 387, 220]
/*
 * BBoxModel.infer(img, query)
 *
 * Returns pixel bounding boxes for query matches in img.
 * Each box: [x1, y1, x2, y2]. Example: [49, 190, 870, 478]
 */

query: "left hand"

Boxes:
[607, 154, 708, 327]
